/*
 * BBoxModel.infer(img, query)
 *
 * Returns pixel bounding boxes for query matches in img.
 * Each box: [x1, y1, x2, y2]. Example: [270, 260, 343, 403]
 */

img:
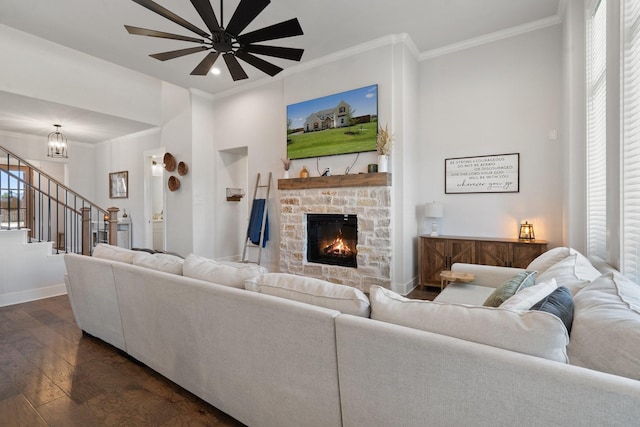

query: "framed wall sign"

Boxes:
[109, 171, 128, 199]
[445, 153, 519, 194]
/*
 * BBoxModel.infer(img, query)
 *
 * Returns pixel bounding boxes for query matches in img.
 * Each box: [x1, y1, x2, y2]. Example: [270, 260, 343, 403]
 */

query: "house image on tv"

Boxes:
[303, 100, 350, 132]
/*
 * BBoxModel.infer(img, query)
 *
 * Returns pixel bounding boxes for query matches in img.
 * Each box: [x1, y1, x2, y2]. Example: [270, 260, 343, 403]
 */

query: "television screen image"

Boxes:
[286, 84, 378, 160]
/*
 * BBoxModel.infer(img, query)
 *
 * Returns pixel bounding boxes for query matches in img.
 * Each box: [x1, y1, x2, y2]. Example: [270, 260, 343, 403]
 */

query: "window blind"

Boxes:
[587, 0, 608, 260]
[622, 0, 640, 282]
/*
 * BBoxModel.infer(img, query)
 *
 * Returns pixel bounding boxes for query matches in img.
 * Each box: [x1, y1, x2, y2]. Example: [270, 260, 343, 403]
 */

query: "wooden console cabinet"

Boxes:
[419, 235, 548, 285]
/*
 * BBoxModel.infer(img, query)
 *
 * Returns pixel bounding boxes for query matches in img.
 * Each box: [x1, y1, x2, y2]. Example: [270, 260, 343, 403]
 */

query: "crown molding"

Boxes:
[212, 33, 418, 100]
[419, 15, 562, 61]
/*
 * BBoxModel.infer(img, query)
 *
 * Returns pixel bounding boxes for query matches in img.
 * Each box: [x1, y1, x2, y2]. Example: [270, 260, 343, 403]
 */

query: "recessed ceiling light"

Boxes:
[211, 68, 221, 76]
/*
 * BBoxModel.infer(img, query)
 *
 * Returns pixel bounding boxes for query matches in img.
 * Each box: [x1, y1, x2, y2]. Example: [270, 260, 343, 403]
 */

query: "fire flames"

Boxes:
[322, 230, 355, 257]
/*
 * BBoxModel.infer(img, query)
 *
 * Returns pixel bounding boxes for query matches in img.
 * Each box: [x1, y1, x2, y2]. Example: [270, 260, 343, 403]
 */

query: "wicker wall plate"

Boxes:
[178, 161, 189, 176]
[168, 176, 180, 191]
[163, 153, 176, 172]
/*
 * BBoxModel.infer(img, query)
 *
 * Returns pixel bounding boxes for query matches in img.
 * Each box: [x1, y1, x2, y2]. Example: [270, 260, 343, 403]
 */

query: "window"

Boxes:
[586, 0, 608, 260]
[622, 0, 640, 281]
[0, 166, 31, 230]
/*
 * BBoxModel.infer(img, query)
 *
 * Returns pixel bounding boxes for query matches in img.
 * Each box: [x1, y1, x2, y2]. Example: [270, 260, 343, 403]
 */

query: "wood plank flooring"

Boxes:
[0, 295, 245, 427]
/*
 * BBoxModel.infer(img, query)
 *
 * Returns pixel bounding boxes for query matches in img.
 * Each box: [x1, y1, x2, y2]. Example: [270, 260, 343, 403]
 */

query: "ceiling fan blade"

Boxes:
[189, 0, 221, 34]
[236, 50, 283, 76]
[191, 51, 221, 75]
[150, 46, 209, 61]
[131, 0, 210, 38]
[237, 18, 303, 44]
[225, 0, 270, 37]
[223, 53, 249, 81]
[125, 25, 205, 43]
[244, 44, 303, 61]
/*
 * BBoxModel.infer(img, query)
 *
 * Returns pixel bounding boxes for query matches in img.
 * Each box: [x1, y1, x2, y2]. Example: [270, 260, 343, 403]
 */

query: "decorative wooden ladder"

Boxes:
[241, 172, 272, 265]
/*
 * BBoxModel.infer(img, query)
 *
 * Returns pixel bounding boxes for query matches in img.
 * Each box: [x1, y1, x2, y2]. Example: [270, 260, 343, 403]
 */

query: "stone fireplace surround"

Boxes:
[278, 174, 392, 292]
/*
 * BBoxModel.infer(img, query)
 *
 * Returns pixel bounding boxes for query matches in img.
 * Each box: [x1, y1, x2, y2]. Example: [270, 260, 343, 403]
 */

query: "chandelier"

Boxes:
[47, 124, 68, 158]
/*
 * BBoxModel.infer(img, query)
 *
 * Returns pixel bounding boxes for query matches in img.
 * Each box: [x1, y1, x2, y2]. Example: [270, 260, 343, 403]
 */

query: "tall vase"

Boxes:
[378, 155, 388, 173]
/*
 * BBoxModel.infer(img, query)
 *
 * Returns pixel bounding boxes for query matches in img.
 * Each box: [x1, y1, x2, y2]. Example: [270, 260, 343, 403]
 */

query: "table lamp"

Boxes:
[424, 202, 444, 236]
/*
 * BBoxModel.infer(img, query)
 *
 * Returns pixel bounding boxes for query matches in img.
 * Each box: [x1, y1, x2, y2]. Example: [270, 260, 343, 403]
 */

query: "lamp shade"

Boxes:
[424, 202, 444, 218]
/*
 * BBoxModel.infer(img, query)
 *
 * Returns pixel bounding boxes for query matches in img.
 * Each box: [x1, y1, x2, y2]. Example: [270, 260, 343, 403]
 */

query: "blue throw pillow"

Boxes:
[531, 286, 574, 334]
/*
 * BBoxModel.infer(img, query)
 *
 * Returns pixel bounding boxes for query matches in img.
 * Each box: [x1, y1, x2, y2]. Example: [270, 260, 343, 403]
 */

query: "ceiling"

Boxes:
[0, 0, 561, 144]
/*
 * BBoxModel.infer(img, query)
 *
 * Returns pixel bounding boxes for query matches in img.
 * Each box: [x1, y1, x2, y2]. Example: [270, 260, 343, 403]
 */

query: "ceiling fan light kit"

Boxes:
[127, 0, 304, 81]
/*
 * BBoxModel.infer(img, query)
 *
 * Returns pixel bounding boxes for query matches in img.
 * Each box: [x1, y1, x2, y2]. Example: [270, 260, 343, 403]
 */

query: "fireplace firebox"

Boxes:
[307, 214, 357, 268]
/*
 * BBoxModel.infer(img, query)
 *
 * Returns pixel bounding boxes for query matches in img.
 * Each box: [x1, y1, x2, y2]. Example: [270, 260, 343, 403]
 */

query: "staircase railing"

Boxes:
[0, 145, 117, 255]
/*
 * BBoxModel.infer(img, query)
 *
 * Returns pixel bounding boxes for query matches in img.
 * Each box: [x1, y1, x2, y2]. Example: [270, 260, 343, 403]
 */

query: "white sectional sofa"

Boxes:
[64, 245, 640, 427]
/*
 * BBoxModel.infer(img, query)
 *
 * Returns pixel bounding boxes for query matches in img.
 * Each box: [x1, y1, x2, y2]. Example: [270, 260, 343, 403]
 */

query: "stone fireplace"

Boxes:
[278, 174, 392, 292]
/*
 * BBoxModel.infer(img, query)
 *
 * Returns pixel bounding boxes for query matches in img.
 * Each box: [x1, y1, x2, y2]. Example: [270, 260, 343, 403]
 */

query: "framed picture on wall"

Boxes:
[109, 171, 128, 199]
[445, 153, 519, 194]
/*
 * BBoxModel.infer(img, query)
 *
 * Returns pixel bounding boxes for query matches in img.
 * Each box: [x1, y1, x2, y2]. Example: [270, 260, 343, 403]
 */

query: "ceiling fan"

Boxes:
[125, 0, 304, 81]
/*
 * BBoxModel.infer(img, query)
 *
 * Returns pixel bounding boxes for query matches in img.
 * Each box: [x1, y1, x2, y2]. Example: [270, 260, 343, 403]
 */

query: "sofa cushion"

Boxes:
[499, 278, 557, 311]
[535, 253, 601, 296]
[567, 272, 640, 380]
[133, 251, 184, 275]
[483, 271, 536, 307]
[369, 286, 568, 363]
[531, 286, 574, 334]
[526, 247, 573, 273]
[92, 243, 136, 264]
[245, 273, 370, 317]
[183, 254, 267, 288]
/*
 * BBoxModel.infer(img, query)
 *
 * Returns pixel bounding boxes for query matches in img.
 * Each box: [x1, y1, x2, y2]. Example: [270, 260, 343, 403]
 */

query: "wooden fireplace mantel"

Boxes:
[277, 173, 391, 190]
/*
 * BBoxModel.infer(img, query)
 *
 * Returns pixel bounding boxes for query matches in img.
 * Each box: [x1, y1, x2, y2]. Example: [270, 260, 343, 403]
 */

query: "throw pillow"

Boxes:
[483, 271, 536, 307]
[183, 253, 268, 288]
[535, 253, 601, 296]
[567, 272, 640, 380]
[499, 278, 557, 311]
[92, 243, 136, 264]
[245, 273, 370, 317]
[531, 286, 574, 334]
[526, 247, 572, 273]
[133, 251, 184, 275]
[369, 286, 568, 363]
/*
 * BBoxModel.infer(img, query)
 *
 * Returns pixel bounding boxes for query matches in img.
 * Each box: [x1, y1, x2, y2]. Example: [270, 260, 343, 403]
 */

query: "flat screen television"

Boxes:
[286, 84, 378, 160]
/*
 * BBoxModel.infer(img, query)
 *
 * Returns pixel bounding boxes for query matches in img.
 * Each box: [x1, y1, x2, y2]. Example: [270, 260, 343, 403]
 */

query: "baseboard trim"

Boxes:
[391, 276, 418, 296]
[0, 284, 67, 307]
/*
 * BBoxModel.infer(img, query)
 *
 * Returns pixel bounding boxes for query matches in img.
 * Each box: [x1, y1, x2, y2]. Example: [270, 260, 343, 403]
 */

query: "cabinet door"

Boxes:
[420, 237, 448, 284]
[476, 241, 511, 266]
[447, 240, 475, 266]
[511, 243, 547, 268]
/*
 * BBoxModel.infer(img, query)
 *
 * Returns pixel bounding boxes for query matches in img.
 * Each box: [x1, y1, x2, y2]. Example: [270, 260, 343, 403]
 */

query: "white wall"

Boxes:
[419, 25, 564, 247]
[161, 82, 193, 257]
[0, 24, 162, 126]
[210, 37, 420, 289]
[94, 128, 161, 248]
[563, 0, 587, 254]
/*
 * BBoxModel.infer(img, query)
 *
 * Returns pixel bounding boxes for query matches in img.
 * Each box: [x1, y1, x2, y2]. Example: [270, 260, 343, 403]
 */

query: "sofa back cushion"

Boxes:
[133, 251, 184, 275]
[369, 286, 569, 363]
[526, 247, 573, 273]
[567, 272, 640, 380]
[245, 273, 370, 317]
[535, 253, 601, 296]
[92, 243, 136, 264]
[183, 254, 267, 288]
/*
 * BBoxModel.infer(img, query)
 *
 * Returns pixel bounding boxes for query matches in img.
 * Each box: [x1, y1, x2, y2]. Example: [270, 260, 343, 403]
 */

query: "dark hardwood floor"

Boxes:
[0, 295, 245, 427]
[406, 285, 440, 301]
